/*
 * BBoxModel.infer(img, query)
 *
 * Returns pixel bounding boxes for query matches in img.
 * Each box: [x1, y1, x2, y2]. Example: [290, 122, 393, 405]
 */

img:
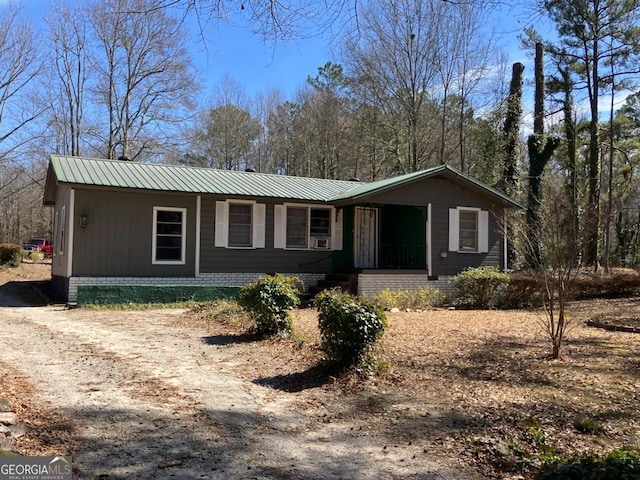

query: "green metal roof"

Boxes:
[45, 155, 523, 209]
[47, 155, 362, 202]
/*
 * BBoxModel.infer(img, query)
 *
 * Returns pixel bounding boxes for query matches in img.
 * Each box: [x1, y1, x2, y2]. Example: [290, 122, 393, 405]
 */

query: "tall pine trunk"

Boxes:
[527, 43, 559, 268]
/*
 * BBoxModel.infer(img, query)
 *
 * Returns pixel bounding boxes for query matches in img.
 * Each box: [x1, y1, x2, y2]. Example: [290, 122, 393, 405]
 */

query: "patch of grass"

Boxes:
[82, 300, 200, 310]
[187, 300, 252, 327]
[573, 416, 606, 435]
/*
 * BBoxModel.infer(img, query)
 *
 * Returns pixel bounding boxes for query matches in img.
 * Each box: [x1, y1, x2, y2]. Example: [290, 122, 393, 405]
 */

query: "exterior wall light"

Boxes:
[80, 212, 89, 230]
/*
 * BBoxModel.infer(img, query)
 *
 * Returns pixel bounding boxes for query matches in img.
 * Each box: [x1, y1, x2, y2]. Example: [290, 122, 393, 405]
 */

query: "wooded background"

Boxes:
[2, 0, 639, 271]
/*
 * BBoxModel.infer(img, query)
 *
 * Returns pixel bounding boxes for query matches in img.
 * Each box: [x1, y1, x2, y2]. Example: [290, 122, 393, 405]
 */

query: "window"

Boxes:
[214, 201, 265, 249]
[153, 207, 186, 264]
[449, 207, 489, 254]
[310, 209, 331, 237]
[286, 207, 308, 248]
[458, 210, 478, 251]
[228, 203, 252, 247]
[275, 205, 334, 249]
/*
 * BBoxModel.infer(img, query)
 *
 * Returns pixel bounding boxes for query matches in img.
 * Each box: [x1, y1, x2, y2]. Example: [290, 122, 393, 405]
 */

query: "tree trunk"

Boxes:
[585, 34, 600, 269]
[501, 62, 525, 196]
[527, 44, 559, 268]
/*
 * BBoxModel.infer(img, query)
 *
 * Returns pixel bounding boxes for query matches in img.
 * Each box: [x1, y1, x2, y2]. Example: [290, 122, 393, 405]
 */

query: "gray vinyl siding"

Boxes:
[430, 202, 502, 276]
[199, 197, 333, 274]
[358, 176, 505, 276]
[72, 188, 197, 276]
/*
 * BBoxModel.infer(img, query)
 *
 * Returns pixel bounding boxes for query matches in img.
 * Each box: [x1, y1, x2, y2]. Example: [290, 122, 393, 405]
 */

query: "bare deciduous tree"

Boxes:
[512, 175, 580, 360]
[89, 0, 196, 161]
[342, 0, 500, 174]
[0, 8, 43, 163]
[44, 2, 89, 157]
[189, 74, 262, 170]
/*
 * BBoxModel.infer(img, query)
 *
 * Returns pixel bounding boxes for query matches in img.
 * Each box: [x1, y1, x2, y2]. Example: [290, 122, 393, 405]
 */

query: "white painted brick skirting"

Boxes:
[68, 272, 326, 303]
[357, 274, 453, 299]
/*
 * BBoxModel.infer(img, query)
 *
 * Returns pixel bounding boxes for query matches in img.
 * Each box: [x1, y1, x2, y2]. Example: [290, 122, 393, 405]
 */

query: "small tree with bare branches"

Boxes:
[518, 177, 580, 360]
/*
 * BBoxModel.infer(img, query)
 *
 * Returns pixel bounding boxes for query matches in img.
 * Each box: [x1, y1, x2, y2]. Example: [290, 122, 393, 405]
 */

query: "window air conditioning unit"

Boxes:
[313, 237, 330, 249]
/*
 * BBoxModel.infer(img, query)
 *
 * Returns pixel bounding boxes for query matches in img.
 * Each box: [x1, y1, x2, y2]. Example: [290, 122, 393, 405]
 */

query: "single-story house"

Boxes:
[43, 155, 522, 305]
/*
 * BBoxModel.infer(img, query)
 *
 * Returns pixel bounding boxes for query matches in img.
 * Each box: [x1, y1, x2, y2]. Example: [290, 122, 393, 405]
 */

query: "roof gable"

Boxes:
[330, 164, 524, 209]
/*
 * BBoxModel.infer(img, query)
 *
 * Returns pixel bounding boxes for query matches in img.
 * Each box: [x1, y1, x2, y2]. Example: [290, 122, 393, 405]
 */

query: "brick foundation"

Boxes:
[357, 273, 453, 299]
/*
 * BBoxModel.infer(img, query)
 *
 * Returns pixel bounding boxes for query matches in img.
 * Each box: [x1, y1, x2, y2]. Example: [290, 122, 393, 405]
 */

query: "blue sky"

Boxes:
[192, 2, 534, 100]
[6, 0, 337, 99]
[193, 22, 335, 99]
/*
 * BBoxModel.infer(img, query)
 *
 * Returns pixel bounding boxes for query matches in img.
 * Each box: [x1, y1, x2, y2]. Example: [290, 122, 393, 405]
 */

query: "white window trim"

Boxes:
[152, 206, 187, 265]
[277, 203, 336, 251]
[215, 199, 265, 249]
[449, 206, 489, 254]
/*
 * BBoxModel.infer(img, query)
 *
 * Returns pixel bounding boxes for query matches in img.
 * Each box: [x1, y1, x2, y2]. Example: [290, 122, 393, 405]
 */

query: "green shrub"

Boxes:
[314, 289, 387, 369]
[0, 243, 24, 267]
[375, 286, 446, 310]
[498, 271, 544, 309]
[238, 274, 299, 336]
[452, 266, 510, 309]
[539, 447, 640, 479]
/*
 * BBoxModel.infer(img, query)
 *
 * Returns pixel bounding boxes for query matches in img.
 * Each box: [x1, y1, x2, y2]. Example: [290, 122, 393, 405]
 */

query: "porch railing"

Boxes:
[379, 244, 426, 269]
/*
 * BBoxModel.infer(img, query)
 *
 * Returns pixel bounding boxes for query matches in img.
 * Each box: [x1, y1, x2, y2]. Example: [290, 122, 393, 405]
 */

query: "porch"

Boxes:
[346, 204, 430, 271]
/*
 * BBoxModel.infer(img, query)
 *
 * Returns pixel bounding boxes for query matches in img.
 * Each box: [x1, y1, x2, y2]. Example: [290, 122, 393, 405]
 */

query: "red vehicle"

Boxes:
[22, 238, 53, 258]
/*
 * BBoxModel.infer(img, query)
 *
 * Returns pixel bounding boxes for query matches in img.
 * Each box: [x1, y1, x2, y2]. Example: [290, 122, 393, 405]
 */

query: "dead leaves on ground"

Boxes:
[186, 300, 640, 476]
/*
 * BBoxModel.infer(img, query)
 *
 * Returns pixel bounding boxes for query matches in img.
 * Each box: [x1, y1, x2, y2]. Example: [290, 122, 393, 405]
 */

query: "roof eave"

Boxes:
[43, 160, 57, 206]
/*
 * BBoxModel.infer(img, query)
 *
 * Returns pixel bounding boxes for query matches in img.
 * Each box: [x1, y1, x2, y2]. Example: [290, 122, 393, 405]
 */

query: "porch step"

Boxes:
[305, 273, 358, 302]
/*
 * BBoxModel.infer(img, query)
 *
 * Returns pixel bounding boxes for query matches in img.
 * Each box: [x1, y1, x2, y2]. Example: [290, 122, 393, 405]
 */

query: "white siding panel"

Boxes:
[332, 208, 343, 251]
[215, 201, 228, 247]
[253, 203, 266, 248]
[274, 205, 285, 249]
[479, 210, 489, 253]
[448, 208, 459, 252]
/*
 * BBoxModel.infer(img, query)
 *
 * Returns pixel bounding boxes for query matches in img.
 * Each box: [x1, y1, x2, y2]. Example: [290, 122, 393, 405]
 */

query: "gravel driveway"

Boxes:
[0, 281, 476, 480]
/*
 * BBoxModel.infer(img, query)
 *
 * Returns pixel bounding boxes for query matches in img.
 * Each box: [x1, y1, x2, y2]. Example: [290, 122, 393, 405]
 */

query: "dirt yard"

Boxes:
[1, 262, 639, 479]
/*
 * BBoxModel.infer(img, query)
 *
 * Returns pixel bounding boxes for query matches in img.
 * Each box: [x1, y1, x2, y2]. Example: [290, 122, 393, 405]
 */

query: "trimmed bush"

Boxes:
[0, 243, 24, 267]
[375, 286, 446, 310]
[238, 274, 299, 336]
[452, 266, 510, 309]
[314, 289, 387, 369]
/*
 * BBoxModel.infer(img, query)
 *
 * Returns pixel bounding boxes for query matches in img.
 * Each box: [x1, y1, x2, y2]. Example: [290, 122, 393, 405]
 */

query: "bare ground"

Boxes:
[1, 262, 639, 479]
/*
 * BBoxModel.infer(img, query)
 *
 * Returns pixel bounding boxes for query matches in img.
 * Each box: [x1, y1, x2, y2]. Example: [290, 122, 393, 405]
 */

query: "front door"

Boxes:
[354, 207, 378, 268]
